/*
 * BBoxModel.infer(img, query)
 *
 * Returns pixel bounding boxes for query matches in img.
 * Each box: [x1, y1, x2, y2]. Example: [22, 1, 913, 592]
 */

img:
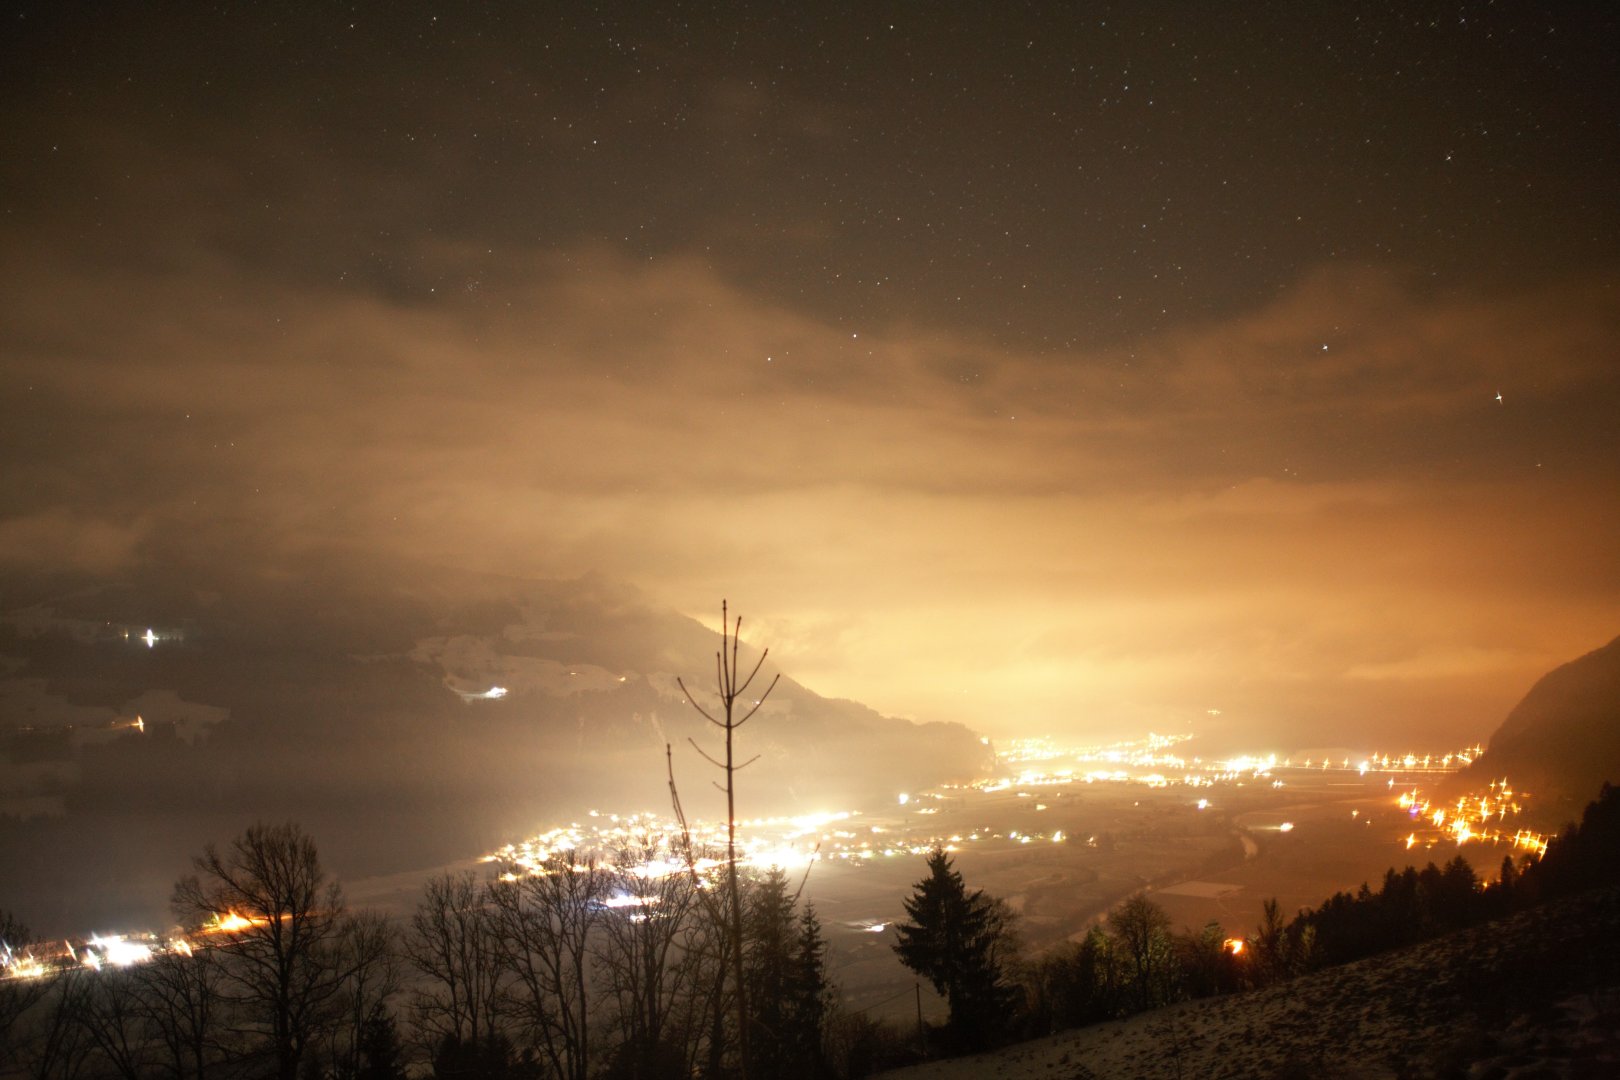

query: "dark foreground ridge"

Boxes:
[882, 885, 1620, 1079]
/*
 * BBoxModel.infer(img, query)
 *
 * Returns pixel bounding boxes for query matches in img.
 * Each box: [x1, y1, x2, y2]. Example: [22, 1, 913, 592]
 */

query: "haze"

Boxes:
[4, 4, 1618, 748]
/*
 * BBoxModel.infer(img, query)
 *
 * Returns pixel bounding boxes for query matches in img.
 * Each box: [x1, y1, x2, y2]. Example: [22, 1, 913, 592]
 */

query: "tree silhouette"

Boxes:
[893, 847, 1018, 1052]
[668, 600, 780, 1079]
[171, 822, 350, 1080]
[744, 869, 797, 1077]
[785, 904, 833, 1078]
[406, 870, 508, 1058]
[1107, 893, 1175, 1011]
[0, 910, 49, 1065]
[487, 854, 605, 1080]
[595, 842, 705, 1080]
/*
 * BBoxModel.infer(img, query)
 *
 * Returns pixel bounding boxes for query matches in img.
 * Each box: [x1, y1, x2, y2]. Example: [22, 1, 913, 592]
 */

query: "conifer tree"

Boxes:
[744, 869, 797, 1078]
[893, 847, 1017, 1052]
[785, 905, 831, 1078]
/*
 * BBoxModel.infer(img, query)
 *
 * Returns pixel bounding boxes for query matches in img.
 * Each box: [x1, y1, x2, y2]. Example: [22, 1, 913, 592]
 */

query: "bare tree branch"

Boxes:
[663, 599, 787, 1080]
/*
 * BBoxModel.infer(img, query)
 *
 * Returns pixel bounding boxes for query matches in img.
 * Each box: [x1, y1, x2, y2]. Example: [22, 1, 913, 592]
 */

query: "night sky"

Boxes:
[3, 3, 1617, 744]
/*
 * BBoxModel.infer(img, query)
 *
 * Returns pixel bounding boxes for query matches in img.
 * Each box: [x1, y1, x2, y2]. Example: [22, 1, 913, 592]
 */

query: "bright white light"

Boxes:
[750, 845, 817, 871]
[89, 935, 153, 968]
[142, 629, 157, 648]
[601, 894, 660, 910]
[452, 684, 509, 702]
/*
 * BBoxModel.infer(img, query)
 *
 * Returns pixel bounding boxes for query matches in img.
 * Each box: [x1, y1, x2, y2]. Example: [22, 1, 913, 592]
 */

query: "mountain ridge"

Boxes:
[1464, 632, 1620, 808]
[0, 554, 989, 934]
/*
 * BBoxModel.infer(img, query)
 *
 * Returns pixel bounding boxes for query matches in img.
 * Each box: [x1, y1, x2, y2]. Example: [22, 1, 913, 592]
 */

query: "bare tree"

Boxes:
[489, 854, 607, 1080]
[135, 945, 228, 1080]
[18, 967, 96, 1080]
[594, 841, 706, 1077]
[669, 600, 779, 1079]
[1108, 893, 1175, 1012]
[75, 968, 156, 1079]
[405, 869, 508, 1060]
[171, 821, 348, 1080]
[1, 911, 51, 1066]
[322, 911, 403, 1080]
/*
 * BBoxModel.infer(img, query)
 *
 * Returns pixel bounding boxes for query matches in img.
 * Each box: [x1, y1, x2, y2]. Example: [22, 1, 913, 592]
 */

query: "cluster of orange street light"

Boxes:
[5, 736, 1551, 985]
[1, 910, 268, 982]
[1397, 777, 1549, 857]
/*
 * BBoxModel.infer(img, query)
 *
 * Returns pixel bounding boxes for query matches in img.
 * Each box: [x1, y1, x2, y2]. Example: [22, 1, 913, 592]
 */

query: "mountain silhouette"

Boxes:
[0, 551, 989, 934]
[1466, 633, 1620, 807]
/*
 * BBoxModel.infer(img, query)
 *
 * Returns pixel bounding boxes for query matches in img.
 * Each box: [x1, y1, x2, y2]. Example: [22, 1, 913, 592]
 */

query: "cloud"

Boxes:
[0, 510, 148, 575]
[1145, 264, 1619, 410]
[1, 235, 1617, 744]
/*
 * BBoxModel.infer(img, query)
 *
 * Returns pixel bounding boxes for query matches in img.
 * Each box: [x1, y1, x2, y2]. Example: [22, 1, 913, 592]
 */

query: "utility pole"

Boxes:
[915, 980, 926, 1059]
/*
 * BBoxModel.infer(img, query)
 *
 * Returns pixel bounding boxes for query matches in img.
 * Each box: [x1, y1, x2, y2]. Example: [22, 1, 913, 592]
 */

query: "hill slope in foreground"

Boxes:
[881, 888, 1620, 1080]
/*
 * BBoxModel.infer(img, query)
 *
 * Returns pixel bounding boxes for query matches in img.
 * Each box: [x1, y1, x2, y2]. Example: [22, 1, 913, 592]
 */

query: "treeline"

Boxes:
[1279, 779, 1620, 975]
[0, 823, 906, 1080]
[890, 847, 1249, 1050]
[895, 781, 1620, 1059]
[403, 854, 842, 1080]
[7, 784, 1618, 1076]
